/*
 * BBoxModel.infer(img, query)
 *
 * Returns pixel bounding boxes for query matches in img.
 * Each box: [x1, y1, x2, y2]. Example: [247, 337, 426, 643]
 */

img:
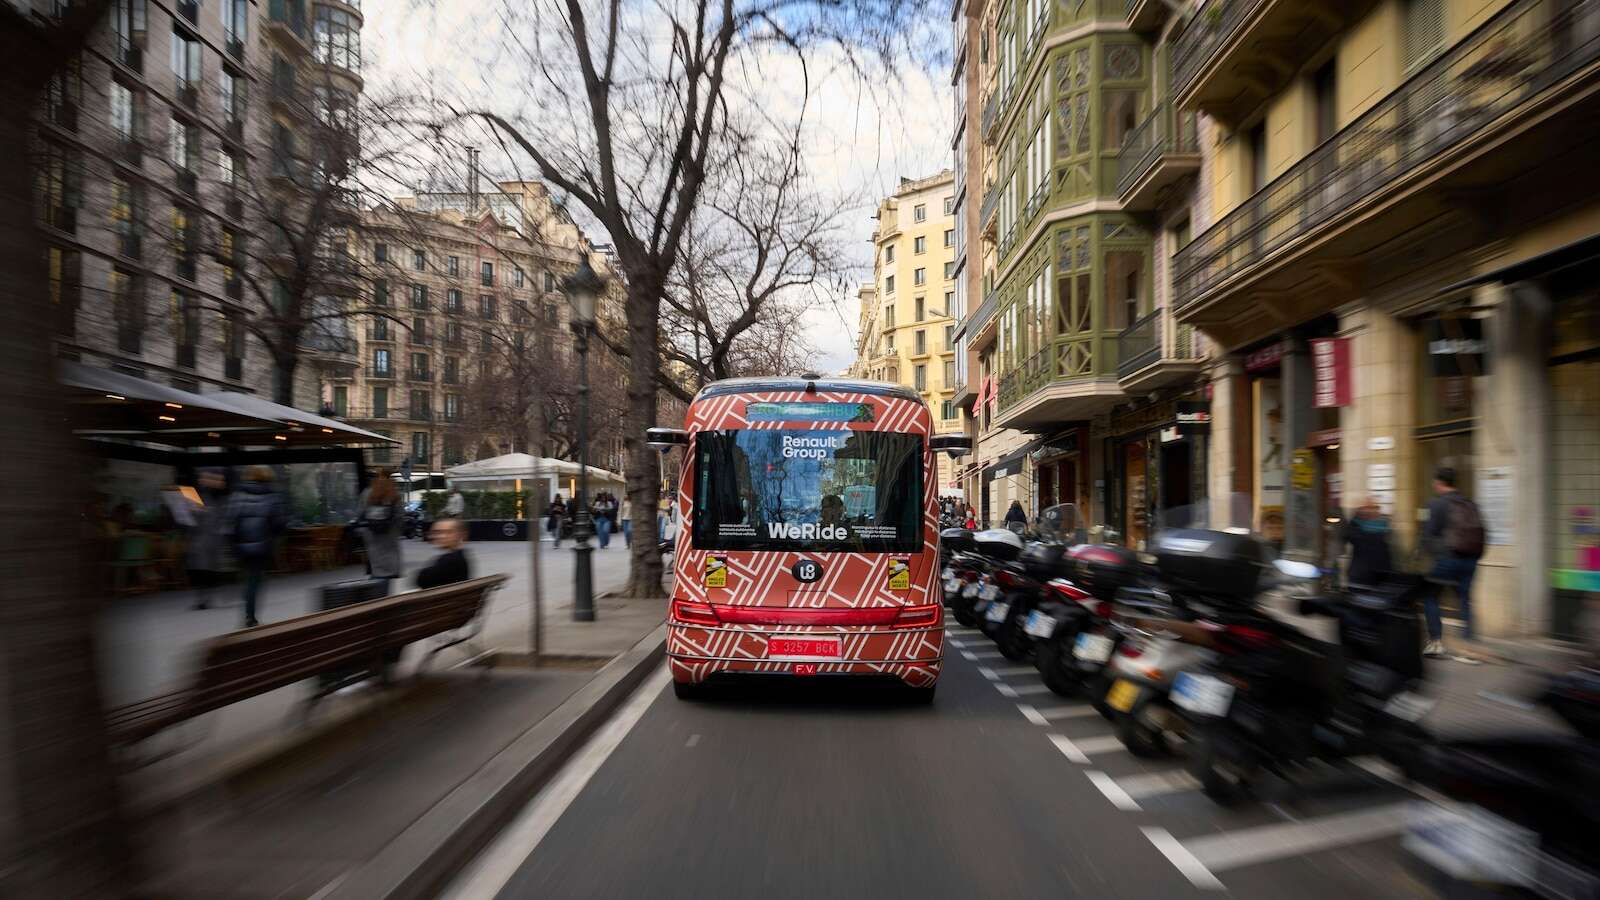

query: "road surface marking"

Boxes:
[1184, 801, 1444, 873]
[1017, 704, 1050, 726]
[978, 666, 1000, 681]
[685, 733, 701, 748]
[946, 638, 970, 648]
[947, 627, 981, 636]
[1048, 733, 1089, 764]
[1031, 704, 1098, 721]
[961, 651, 979, 661]
[1350, 756, 1455, 807]
[1114, 769, 1200, 801]
[991, 666, 1037, 677]
[1071, 734, 1125, 756]
[962, 648, 1005, 659]
[1086, 770, 1141, 811]
[996, 682, 1052, 697]
[439, 668, 670, 900]
[1143, 827, 1224, 891]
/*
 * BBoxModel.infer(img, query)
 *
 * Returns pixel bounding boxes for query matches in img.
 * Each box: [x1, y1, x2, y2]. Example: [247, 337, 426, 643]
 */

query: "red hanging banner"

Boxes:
[1311, 337, 1351, 408]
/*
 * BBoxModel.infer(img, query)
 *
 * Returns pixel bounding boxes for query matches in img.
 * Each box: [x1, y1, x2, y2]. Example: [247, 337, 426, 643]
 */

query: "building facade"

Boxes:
[38, 0, 362, 406]
[1165, 0, 1600, 640]
[329, 180, 629, 476]
[853, 171, 969, 489]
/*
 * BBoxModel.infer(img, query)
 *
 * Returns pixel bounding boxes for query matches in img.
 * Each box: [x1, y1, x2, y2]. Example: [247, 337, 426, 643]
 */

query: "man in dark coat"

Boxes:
[416, 518, 472, 588]
[226, 466, 287, 628]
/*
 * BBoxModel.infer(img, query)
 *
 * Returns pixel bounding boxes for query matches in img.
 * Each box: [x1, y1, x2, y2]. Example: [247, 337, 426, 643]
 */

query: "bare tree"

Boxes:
[1, 3, 135, 896]
[449, 0, 921, 596]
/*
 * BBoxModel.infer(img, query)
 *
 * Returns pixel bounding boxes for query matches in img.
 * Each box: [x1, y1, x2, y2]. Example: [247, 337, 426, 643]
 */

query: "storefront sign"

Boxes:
[1427, 318, 1488, 377]
[1310, 338, 1351, 408]
[1160, 426, 1183, 443]
[1291, 450, 1315, 491]
[1109, 401, 1177, 436]
[1308, 428, 1343, 448]
[1029, 432, 1079, 460]
[1368, 436, 1395, 451]
[1175, 401, 1211, 435]
[1477, 466, 1514, 546]
[1244, 341, 1286, 373]
[1367, 464, 1396, 515]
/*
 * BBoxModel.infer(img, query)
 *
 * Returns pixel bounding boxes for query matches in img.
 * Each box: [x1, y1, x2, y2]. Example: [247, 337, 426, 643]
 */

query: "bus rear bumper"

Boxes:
[667, 624, 943, 688]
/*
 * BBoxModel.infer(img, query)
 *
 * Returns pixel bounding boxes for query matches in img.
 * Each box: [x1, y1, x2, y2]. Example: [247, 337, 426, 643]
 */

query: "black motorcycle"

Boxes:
[1163, 530, 1430, 803]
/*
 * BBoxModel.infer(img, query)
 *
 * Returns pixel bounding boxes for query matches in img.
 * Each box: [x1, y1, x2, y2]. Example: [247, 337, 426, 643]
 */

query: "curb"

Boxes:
[323, 623, 669, 900]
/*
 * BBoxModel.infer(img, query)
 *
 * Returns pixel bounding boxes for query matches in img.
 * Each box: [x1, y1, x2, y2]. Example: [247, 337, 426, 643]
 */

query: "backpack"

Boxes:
[1443, 493, 1486, 559]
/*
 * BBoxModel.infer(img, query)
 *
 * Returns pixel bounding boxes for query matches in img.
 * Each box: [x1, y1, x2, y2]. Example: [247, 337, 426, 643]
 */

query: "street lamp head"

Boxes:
[562, 257, 607, 328]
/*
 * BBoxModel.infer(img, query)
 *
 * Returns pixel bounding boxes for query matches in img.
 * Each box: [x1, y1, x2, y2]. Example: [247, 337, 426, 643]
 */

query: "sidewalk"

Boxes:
[1424, 635, 1589, 738]
[104, 538, 666, 810]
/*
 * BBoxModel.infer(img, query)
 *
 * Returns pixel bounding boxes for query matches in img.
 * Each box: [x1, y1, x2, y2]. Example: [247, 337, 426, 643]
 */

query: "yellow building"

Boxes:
[855, 172, 969, 489]
[1171, 0, 1600, 640]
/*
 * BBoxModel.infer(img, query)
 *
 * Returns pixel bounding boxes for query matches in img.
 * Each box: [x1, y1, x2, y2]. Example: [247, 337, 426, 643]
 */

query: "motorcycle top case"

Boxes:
[972, 528, 1024, 561]
[940, 527, 977, 554]
[1340, 575, 1426, 680]
[1067, 543, 1141, 601]
[1018, 541, 1074, 581]
[1154, 528, 1271, 601]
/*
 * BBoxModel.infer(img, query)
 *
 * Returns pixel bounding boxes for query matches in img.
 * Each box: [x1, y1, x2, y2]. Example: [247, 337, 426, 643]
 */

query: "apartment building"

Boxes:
[853, 171, 969, 489]
[37, 0, 363, 406]
[1162, 0, 1600, 640]
[331, 180, 629, 475]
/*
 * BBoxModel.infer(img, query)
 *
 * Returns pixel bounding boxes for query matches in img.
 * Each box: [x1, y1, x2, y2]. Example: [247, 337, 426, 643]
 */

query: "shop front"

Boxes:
[1098, 394, 1209, 550]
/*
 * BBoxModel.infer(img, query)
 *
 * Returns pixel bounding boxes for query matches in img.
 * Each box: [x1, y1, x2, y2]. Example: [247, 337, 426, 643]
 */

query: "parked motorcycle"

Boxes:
[1405, 666, 1600, 899]
[1102, 589, 1216, 757]
[1159, 528, 1431, 804]
[1031, 543, 1143, 700]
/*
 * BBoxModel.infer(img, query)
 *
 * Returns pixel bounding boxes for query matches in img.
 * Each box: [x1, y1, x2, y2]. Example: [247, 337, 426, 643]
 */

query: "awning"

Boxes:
[60, 361, 397, 448]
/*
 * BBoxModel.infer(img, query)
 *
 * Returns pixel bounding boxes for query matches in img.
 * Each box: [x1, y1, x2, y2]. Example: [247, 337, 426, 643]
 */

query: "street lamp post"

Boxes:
[563, 258, 606, 622]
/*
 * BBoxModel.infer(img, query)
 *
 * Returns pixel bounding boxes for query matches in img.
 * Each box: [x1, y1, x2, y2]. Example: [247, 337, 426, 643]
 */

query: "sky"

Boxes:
[362, 0, 954, 375]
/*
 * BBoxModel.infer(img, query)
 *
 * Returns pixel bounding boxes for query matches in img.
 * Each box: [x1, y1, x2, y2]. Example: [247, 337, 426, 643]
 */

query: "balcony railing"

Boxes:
[407, 370, 434, 383]
[978, 180, 1001, 228]
[1116, 102, 1200, 197]
[115, 35, 142, 73]
[269, 0, 308, 41]
[1116, 309, 1162, 378]
[995, 331, 1113, 412]
[118, 233, 141, 260]
[177, 0, 198, 24]
[225, 30, 245, 61]
[367, 367, 395, 379]
[1171, 0, 1266, 100]
[1174, 0, 1600, 310]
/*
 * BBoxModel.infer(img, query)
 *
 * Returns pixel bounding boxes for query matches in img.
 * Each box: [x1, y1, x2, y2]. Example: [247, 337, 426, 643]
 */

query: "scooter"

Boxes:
[1102, 591, 1217, 757]
[1403, 666, 1600, 899]
[1031, 544, 1144, 700]
[1170, 553, 1431, 804]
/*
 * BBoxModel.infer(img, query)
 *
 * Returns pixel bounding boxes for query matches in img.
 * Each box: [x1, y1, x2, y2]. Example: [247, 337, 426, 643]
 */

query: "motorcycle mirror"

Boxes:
[1274, 559, 1321, 580]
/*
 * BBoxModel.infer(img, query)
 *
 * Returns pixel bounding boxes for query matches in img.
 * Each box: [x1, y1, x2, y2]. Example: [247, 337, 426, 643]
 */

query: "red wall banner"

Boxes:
[1311, 337, 1351, 408]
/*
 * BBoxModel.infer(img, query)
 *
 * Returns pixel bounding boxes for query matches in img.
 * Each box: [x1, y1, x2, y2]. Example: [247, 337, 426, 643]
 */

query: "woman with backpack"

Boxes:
[358, 472, 405, 594]
[227, 466, 287, 629]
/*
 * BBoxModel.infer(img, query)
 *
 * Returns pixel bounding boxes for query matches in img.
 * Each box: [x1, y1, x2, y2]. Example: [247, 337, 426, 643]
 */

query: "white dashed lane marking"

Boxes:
[1017, 704, 1050, 726]
[960, 651, 979, 661]
[1028, 704, 1098, 721]
[1143, 827, 1224, 891]
[996, 682, 1053, 698]
[1086, 770, 1141, 811]
[978, 666, 1000, 681]
[1112, 768, 1201, 802]
[1047, 733, 1089, 764]
[990, 666, 1037, 677]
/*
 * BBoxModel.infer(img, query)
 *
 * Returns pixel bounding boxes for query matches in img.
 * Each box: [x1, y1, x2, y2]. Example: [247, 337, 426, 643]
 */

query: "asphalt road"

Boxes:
[474, 622, 1442, 899]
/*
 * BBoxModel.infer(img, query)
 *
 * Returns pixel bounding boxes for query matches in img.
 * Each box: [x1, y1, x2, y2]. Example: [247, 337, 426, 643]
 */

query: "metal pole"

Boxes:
[527, 463, 544, 664]
[572, 326, 595, 621]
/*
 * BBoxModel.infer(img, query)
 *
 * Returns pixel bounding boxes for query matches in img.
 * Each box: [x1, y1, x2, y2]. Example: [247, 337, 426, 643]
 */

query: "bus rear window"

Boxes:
[692, 429, 922, 553]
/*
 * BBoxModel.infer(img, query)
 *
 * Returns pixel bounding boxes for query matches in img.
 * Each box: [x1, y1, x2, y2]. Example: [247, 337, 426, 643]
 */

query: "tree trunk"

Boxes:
[273, 354, 298, 407]
[624, 278, 665, 598]
[0, 88, 133, 895]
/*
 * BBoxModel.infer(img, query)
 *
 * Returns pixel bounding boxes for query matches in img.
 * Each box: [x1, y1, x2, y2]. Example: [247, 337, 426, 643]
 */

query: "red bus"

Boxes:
[648, 377, 970, 702]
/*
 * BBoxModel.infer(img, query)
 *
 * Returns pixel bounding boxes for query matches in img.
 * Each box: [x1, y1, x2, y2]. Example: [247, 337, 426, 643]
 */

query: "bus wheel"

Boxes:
[673, 680, 704, 701]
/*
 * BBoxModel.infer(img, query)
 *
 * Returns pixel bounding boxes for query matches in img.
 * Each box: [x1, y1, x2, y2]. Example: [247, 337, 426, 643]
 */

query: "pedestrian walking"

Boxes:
[963, 506, 977, 530]
[357, 472, 405, 594]
[443, 488, 466, 518]
[185, 469, 229, 610]
[1421, 466, 1486, 662]
[416, 517, 472, 588]
[594, 492, 615, 549]
[620, 495, 633, 548]
[546, 495, 568, 548]
[1004, 500, 1027, 532]
[226, 466, 287, 628]
[1341, 496, 1394, 587]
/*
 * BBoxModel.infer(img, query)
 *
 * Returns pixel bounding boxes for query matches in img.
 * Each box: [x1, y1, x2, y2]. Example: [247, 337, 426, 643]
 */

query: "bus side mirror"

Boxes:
[646, 427, 688, 450]
[929, 434, 972, 458]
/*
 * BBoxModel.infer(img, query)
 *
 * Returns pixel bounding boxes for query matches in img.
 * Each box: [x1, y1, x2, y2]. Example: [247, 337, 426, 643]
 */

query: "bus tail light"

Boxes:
[671, 599, 719, 626]
[893, 604, 942, 629]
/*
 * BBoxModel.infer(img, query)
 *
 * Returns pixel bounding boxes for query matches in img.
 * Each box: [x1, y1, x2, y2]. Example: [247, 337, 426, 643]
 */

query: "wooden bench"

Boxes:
[106, 573, 510, 752]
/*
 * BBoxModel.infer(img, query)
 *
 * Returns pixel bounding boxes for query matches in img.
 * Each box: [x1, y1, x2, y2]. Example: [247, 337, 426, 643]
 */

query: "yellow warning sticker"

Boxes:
[704, 556, 728, 588]
[887, 559, 910, 591]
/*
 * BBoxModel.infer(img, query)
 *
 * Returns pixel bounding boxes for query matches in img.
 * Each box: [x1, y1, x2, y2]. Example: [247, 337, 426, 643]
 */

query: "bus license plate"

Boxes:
[1074, 633, 1113, 663]
[1024, 611, 1058, 638]
[768, 637, 840, 658]
[985, 601, 1011, 623]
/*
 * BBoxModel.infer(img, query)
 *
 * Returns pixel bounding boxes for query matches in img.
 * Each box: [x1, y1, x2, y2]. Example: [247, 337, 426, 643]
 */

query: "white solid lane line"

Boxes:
[1048, 733, 1089, 764]
[1143, 827, 1225, 891]
[1086, 770, 1141, 811]
[1113, 768, 1201, 801]
[1184, 801, 1449, 873]
[440, 668, 671, 900]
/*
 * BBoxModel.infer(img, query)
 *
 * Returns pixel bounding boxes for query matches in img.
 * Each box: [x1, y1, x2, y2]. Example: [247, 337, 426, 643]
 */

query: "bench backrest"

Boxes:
[184, 573, 509, 723]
